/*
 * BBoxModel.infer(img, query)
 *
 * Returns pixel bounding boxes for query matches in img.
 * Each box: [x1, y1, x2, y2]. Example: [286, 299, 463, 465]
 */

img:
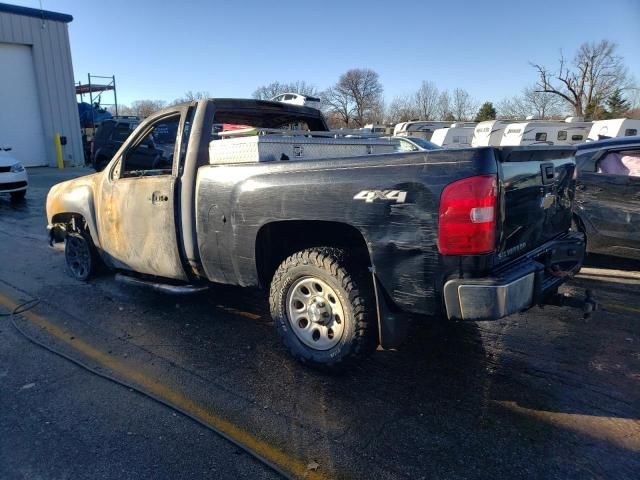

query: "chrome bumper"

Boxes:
[444, 271, 535, 320]
[444, 233, 585, 321]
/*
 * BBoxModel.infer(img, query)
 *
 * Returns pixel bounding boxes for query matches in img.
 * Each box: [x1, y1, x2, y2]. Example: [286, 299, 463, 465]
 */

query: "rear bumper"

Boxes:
[444, 233, 585, 320]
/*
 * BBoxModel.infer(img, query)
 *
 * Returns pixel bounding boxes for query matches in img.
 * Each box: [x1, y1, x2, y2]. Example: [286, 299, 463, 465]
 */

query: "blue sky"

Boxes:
[10, 0, 640, 106]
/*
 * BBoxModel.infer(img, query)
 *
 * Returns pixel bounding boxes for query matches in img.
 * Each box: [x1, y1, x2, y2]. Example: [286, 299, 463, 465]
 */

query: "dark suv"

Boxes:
[91, 117, 140, 171]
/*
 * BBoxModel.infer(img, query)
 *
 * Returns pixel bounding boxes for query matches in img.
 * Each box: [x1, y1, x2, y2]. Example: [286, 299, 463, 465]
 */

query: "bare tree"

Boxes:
[496, 96, 529, 119]
[252, 81, 319, 100]
[435, 90, 452, 120]
[387, 94, 419, 123]
[532, 40, 631, 118]
[498, 84, 567, 119]
[628, 87, 640, 119]
[415, 81, 440, 120]
[522, 85, 566, 119]
[170, 90, 210, 105]
[325, 69, 384, 127]
[125, 100, 167, 118]
[323, 85, 354, 127]
[451, 88, 476, 121]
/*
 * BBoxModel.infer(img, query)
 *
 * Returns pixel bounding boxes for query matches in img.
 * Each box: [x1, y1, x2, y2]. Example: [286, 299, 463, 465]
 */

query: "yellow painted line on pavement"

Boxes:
[495, 400, 640, 452]
[0, 292, 326, 480]
[604, 303, 640, 315]
[216, 305, 262, 321]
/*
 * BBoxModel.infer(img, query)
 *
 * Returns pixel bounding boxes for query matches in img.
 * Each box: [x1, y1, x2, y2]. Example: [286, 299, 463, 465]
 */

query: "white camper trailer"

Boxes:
[500, 119, 590, 146]
[471, 120, 520, 147]
[393, 121, 452, 140]
[430, 124, 476, 148]
[587, 119, 640, 141]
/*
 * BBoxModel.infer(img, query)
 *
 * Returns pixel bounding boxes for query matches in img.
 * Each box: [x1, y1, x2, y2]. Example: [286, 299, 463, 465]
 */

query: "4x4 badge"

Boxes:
[354, 190, 407, 204]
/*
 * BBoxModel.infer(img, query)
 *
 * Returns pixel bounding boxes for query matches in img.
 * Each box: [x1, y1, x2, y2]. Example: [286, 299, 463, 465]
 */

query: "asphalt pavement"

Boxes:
[0, 167, 638, 479]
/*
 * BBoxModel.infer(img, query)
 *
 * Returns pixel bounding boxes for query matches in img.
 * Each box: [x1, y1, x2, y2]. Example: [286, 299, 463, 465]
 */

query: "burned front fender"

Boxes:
[46, 174, 101, 248]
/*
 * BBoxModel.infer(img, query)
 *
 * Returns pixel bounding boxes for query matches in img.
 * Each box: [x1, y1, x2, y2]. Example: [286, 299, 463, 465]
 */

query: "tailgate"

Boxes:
[495, 146, 576, 264]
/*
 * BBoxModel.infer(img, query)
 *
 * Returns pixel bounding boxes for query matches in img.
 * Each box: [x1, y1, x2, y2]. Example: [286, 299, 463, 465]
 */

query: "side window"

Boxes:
[625, 129, 638, 136]
[94, 121, 113, 141]
[122, 114, 180, 177]
[397, 139, 417, 152]
[535, 132, 547, 141]
[571, 134, 584, 141]
[557, 130, 567, 141]
[112, 123, 136, 142]
[597, 151, 640, 177]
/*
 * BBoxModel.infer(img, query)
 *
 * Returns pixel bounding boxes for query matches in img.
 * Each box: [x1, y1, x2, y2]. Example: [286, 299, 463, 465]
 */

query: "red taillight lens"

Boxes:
[438, 175, 497, 255]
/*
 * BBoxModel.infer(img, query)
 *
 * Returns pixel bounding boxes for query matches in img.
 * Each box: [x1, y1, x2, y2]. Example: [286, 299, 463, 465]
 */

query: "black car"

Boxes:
[574, 136, 640, 259]
[91, 117, 140, 171]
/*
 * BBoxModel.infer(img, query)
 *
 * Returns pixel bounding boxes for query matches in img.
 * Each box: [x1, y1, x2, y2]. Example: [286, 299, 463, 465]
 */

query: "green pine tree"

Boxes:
[605, 89, 630, 118]
[474, 102, 497, 122]
[585, 101, 602, 120]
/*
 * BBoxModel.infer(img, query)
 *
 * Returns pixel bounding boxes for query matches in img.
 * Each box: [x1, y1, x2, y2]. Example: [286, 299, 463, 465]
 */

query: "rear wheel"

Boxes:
[269, 247, 376, 369]
[65, 232, 98, 281]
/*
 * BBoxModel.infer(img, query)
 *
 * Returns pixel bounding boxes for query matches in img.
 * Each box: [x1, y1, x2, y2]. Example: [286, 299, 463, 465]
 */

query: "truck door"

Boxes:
[98, 108, 189, 280]
[576, 148, 640, 254]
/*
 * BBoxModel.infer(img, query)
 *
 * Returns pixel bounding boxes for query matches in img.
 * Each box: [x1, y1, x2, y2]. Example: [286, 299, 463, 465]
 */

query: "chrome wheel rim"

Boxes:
[66, 236, 91, 278]
[286, 276, 346, 350]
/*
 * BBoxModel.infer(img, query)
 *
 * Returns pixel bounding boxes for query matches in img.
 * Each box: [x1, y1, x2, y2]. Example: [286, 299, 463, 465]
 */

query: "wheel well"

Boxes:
[51, 213, 89, 234]
[255, 221, 372, 287]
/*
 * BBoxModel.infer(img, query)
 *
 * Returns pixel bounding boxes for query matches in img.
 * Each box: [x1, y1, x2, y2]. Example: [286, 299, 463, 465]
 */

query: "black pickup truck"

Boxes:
[47, 99, 585, 368]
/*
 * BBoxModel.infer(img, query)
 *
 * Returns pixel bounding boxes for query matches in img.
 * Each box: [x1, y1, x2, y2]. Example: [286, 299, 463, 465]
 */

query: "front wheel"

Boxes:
[10, 190, 26, 202]
[65, 232, 98, 281]
[269, 248, 377, 369]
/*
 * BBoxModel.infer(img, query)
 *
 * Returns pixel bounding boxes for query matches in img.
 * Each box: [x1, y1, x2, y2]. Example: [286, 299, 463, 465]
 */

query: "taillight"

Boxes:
[438, 175, 497, 255]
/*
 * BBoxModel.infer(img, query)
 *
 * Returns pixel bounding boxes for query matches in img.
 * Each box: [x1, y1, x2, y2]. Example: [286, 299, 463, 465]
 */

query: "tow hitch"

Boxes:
[543, 289, 598, 319]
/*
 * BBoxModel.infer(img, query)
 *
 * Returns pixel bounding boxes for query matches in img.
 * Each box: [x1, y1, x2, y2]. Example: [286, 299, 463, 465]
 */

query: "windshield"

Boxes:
[406, 137, 440, 150]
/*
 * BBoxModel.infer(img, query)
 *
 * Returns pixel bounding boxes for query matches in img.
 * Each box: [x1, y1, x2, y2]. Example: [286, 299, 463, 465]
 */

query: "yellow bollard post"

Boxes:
[54, 133, 64, 169]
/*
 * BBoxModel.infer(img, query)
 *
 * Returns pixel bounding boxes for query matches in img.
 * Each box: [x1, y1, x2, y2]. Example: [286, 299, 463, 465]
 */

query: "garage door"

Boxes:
[0, 43, 47, 167]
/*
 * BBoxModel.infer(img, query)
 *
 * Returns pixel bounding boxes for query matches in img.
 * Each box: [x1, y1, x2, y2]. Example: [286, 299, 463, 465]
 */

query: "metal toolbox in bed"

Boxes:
[209, 133, 395, 164]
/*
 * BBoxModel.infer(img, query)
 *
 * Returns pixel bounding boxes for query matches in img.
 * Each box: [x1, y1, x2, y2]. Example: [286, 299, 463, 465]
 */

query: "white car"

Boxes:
[271, 92, 322, 110]
[0, 146, 28, 201]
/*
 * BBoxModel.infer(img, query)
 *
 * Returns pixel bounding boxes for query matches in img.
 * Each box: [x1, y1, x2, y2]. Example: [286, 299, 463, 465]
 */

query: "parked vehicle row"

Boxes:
[472, 118, 640, 148]
[47, 98, 585, 369]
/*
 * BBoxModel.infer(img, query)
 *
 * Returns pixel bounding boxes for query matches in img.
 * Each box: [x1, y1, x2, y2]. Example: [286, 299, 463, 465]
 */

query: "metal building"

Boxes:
[0, 2, 82, 167]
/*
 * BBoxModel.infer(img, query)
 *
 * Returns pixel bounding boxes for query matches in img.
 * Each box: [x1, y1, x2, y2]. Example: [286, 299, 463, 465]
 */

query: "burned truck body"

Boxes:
[47, 99, 585, 368]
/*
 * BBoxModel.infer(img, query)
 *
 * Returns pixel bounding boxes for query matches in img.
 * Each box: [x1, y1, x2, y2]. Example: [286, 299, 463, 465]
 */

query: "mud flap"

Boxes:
[371, 271, 409, 349]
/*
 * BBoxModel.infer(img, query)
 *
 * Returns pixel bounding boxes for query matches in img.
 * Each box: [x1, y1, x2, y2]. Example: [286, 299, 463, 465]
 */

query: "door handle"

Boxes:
[151, 191, 169, 204]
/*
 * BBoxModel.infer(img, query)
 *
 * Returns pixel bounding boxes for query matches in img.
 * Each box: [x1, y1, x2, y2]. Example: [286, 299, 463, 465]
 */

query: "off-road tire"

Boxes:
[269, 247, 377, 369]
